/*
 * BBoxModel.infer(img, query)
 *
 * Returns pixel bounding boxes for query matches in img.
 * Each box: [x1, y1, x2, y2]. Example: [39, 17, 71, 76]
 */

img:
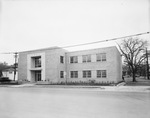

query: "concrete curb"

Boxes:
[6, 84, 150, 92]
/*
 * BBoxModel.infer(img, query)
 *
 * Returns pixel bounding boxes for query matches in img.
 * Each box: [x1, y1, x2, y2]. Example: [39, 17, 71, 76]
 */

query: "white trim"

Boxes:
[27, 53, 45, 82]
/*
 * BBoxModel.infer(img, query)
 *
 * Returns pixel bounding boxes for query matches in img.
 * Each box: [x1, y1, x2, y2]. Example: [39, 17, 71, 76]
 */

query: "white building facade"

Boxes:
[2, 68, 18, 80]
[18, 46, 122, 83]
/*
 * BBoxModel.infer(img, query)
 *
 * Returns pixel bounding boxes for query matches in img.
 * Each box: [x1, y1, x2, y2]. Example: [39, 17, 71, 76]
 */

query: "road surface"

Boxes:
[0, 87, 150, 118]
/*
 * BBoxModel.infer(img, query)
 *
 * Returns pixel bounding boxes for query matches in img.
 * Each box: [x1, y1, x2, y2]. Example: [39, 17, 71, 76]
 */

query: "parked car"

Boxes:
[0, 77, 11, 83]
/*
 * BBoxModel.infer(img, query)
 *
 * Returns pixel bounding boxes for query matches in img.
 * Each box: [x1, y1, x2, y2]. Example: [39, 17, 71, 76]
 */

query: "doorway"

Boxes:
[35, 71, 41, 81]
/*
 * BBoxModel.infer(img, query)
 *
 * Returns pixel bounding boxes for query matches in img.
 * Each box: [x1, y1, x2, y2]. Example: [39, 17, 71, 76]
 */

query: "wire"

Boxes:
[61, 32, 149, 49]
[0, 32, 149, 54]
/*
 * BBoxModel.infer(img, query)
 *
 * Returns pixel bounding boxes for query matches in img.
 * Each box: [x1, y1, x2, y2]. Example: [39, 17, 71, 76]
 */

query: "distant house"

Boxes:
[18, 46, 122, 83]
[2, 68, 18, 80]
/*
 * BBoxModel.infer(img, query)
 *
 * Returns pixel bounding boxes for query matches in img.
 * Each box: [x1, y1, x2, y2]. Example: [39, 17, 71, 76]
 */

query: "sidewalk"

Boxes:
[101, 86, 150, 92]
[7, 83, 150, 93]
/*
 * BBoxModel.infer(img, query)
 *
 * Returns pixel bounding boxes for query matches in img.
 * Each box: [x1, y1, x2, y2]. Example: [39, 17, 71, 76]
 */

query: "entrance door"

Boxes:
[35, 71, 41, 81]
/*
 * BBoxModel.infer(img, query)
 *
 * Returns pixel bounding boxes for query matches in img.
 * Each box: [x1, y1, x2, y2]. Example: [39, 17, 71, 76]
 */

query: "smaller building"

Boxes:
[2, 68, 18, 80]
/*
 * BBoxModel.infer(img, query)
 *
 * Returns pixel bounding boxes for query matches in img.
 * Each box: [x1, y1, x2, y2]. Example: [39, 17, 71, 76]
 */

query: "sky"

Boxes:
[0, 0, 150, 65]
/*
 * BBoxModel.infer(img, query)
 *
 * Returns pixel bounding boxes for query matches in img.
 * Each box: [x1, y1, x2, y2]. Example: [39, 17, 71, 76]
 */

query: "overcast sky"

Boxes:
[0, 0, 150, 64]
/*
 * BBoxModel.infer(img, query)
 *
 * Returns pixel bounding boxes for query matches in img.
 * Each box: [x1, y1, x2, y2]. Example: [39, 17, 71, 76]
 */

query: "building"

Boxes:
[2, 68, 18, 80]
[18, 46, 122, 83]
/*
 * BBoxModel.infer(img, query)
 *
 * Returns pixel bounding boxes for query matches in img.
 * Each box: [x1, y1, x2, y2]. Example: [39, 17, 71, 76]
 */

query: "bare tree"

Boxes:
[118, 37, 148, 82]
[0, 62, 10, 77]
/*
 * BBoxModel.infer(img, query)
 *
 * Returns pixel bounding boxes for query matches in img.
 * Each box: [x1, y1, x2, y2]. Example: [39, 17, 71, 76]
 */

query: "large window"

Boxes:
[96, 53, 106, 62]
[70, 71, 78, 78]
[35, 57, 41, 67]
[97, 70, 107, 78]
[83, 70, 91, 78]
[60, 56, 64, 63]
[70, 56, 78, 63]
[82, 55, 91, 63]
[60, 71, 64, 78]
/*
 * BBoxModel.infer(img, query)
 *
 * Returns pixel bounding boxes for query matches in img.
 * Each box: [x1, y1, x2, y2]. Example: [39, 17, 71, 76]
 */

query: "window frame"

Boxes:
[70, 71, 78, 78]
[60, 71, 64, 78]
[34, 57, 41, 68]
[97, 70, 107, 78]
[83, 70, 91, 78]
[102, 70, 107, 78]
[60, 56, 64, 63]
[82, 55, 91, 63]
[96, 53, 106, 62]
[70, 56, 78, 63]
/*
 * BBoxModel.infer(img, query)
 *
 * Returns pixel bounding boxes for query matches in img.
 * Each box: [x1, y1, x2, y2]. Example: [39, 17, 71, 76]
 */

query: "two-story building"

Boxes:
[18, 46, 122, 83]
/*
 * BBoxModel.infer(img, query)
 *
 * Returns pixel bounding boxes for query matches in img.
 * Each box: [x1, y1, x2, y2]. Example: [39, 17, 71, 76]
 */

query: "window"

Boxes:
[82, 55, 91, 63]
[35, 57, 41, 67]
[60, 71, 64, 78]
[9, 71, 13, 74]
[70, 71, 78, 78]
[70, 56, 78, 63]
[97, 70, 107, 78]
[60, 56, 64, 63]
[96, 53, 106, 62]
[83, 70, 91, 78]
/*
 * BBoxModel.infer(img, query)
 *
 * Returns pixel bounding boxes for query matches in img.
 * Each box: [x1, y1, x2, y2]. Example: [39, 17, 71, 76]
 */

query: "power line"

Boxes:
[1, 32, 148, 81]
[0, 32, 149, 54]
[61, 32, 149, 49]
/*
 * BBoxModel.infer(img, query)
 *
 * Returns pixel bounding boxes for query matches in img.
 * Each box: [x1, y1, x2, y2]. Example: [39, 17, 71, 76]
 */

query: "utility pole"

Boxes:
[146, 48, 149, 80]
[13, 52, 18, 81]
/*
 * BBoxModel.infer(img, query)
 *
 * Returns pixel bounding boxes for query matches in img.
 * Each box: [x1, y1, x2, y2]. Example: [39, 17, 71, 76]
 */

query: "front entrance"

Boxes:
[35, 71, 41, 81]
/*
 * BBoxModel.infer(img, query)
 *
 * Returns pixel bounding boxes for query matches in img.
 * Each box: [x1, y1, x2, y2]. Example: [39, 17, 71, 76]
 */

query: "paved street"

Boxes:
[0, 88, 150, 118]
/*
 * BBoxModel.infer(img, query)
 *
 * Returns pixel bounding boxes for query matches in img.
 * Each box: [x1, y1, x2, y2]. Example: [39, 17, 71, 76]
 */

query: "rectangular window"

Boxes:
[70, 71, 78, 78]
[9, 71, 13, 74]
[97, 53, 106, 62]
[97, 70, 107, 78]
[60, 56, 64, 63]
[96, 54, 101, 62]
[97, 70, 101, 78]
[70, 56, 78, 63]
[60, 71, 64, 78]
[102, 54, 106, 61]
[102, 70, 107, 77]
[35, 57, 41, 67]
[83, 70, 91, 78]
[82, 55, 91, 63]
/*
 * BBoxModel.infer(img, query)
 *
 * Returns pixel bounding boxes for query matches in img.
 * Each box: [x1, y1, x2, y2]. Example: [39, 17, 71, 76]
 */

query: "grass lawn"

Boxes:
[125, 76, 150, 86]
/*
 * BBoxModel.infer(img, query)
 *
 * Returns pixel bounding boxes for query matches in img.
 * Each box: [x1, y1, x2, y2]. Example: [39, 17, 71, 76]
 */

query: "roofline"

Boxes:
[19, 46, 67, 53]
[18, 46, 119, 54]
[67, 46, 119, 53]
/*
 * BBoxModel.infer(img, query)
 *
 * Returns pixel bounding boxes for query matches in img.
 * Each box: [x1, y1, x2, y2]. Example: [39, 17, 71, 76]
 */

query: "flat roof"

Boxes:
[19, 46, 65, 53]
[19, 46, 119, 54]
[67, 46, 118, 53]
